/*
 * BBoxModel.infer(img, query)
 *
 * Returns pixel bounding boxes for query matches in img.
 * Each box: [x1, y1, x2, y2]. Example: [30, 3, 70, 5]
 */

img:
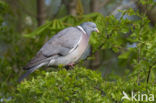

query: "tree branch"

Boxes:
[37, 0, 46, 26]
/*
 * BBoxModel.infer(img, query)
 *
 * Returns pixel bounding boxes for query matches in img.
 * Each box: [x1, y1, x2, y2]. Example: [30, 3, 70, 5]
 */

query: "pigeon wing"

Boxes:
[40, 27, 82, 57]
[24, 27, 82, 70]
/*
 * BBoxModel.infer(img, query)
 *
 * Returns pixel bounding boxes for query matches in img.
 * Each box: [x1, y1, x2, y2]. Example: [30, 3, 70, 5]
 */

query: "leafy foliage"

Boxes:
[0, 0, 156, 103]
[10, 68, 105, 103]
[9, 67, 156, 103]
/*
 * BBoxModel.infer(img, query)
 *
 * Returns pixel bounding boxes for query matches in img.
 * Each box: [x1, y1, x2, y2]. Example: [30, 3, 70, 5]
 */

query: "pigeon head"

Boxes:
[80, 22, 99, 35]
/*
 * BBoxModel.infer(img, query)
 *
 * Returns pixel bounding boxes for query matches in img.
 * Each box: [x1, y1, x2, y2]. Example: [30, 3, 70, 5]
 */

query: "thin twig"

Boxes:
[146, 61, 156, 83]
[146, 66, 152, 83]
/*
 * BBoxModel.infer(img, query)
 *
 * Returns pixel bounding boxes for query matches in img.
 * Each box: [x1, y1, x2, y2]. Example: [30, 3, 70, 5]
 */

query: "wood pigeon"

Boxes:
[18, 22, 99, 82]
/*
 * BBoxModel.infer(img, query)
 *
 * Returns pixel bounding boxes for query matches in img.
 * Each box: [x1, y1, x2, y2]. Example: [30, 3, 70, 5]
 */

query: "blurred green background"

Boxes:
[0, 0, 156, 102]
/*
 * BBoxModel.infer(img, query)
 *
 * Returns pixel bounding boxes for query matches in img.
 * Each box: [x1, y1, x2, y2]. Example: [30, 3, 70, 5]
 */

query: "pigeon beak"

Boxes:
[95, 28, 99, 33]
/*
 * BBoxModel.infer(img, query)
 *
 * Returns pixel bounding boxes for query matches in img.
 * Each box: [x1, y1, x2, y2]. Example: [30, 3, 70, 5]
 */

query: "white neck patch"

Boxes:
[77, 26, 86, 34]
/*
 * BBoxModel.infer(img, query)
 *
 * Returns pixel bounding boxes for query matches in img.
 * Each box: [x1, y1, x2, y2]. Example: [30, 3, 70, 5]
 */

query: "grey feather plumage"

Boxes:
[24, 27, 82, 70]
[19, 22, 99, 82]
[40, 27, 82, 57]
[80, 45, 91, 60]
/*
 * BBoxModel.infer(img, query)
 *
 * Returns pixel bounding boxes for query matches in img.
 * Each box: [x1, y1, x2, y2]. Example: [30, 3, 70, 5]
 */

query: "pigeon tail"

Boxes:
[18, 62, 47, 83]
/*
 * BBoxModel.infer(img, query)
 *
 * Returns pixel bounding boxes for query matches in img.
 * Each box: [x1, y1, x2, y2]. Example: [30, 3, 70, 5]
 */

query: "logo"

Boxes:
[121, 91, 154, 102]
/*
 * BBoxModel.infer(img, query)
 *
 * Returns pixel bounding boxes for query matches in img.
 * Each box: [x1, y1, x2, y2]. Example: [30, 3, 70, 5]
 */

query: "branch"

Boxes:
[147, 62, 156, 83]
[37, 0, 46, 26]
[146, 66, 152, 83]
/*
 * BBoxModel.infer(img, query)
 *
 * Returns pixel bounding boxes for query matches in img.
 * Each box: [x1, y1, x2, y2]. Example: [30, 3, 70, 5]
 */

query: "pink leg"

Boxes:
[68, 63, 74, 68]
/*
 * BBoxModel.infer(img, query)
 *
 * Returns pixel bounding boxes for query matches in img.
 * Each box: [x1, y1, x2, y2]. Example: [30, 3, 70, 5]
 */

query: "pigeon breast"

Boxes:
[51, 28, 89, 65]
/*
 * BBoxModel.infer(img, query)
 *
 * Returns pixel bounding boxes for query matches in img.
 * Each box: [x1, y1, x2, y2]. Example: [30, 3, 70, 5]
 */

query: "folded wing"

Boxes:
[24, 27, 82, 69]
